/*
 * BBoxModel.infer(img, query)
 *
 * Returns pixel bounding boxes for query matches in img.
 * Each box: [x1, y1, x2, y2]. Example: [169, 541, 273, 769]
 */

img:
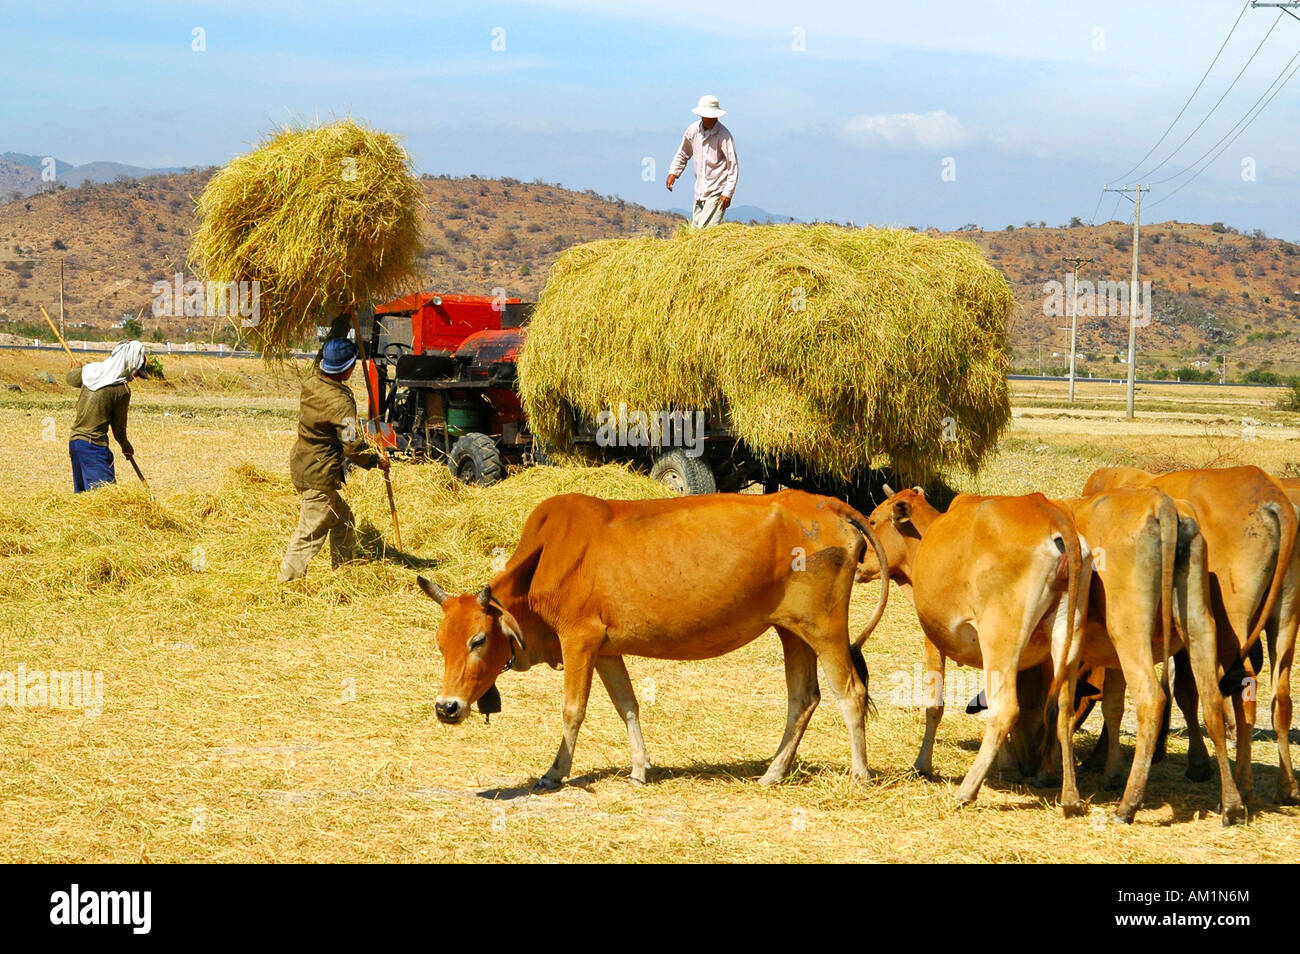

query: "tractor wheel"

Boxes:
[448, 433, 504, 486]
[649, 449, 716, 495]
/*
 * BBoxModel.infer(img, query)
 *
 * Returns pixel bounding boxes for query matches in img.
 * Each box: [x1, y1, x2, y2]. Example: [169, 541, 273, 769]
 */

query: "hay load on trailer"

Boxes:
[518, 224, 1015, 493]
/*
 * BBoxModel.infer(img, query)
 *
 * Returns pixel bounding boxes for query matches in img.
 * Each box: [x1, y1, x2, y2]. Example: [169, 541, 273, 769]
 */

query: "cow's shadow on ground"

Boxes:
[357, 521, 439, 570]
[476, 758, 834, 800]
[948, 729, 1300, 823]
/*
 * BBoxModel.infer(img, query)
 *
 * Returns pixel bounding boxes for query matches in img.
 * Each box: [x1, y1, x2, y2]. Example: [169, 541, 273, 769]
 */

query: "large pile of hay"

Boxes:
[518, 224, 1014, 480]
[189, 119, 423, 355]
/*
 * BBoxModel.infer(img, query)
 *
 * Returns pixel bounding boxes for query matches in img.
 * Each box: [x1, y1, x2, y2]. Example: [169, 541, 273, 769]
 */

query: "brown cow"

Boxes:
[418, 490, 889, 790]
[1084, 466, 1298, 802]
[1008, 493, 1246, 824]
[856, 488, 1089, 815]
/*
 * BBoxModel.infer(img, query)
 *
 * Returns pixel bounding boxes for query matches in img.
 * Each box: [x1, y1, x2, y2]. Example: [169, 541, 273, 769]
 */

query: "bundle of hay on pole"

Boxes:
[518, 224, 1015, 481]
[189, 119, 423, 356]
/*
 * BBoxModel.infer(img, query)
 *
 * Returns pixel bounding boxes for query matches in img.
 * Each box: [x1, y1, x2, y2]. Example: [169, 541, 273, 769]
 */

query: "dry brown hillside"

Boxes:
[2, 173, 1298, 378]
[956, 221, 1300, 379]
[0, 170, 683, 342]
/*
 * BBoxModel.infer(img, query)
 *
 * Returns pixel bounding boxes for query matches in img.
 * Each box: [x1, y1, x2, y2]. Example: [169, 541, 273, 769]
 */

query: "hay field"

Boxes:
[1, 351, 1298, 862]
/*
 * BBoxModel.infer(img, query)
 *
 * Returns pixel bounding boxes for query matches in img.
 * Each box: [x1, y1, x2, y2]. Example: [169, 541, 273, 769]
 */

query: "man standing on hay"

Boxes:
[666, 94, 739, 228]
[65, 340, 150, 493]
[278, 337, 389, 582]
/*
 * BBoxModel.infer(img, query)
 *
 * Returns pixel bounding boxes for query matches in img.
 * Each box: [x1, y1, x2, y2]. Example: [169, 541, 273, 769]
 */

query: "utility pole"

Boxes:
[1062, 256, 1094, 403]
[59, 257, 65, 339]
[1103, 184, 1149, 419]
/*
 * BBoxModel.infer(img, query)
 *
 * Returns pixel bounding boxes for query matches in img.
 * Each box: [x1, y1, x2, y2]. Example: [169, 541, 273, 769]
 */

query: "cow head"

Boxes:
[856, 485, 928, 584]
[418, 576, 526, 725]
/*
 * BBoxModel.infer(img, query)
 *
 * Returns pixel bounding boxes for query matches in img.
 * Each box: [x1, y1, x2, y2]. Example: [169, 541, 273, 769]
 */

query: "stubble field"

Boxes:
[1, 350, 1298, 862]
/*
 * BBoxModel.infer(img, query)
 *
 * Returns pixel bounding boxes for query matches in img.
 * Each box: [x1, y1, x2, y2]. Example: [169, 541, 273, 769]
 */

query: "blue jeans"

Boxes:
[70, 439, 116, 492]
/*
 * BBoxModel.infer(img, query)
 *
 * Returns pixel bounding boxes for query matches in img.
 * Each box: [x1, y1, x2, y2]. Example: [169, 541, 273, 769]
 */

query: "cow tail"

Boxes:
[1244, 499, 1295, 658]
[839, 506, 890, 651]
[1046, 513, 1082, 705]
[1157, 494, 1177, 705]
[838, 503, 888, 718]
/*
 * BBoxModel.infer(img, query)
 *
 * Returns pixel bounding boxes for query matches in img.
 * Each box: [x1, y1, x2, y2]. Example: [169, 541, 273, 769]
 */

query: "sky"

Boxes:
[2, 0, 1299, 238]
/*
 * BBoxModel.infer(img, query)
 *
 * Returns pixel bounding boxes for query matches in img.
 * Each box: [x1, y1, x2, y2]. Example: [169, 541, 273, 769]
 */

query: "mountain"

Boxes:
[0, 170, 682, 339]
[0, 153, 188, 197]
[670, 203, 798, 224]
[1, 165, 1295, 379]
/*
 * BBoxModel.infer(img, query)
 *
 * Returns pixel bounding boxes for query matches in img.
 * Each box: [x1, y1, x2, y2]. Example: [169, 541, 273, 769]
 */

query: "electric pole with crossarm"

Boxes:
[1102, 184, 1149, 419]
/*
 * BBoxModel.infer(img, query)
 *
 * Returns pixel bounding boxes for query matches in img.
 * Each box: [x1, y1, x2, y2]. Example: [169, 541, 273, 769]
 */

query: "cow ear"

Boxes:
[911, 486, 925, 497]
[477, 683, 502, 716]
[417, 576, 448, 605]
[477, 585, 493, 609]
[892, 500, 913, 525]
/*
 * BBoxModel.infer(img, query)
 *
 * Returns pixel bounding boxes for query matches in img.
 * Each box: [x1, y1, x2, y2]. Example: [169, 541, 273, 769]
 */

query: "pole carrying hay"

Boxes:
[189, 119, 423, 356]
[518, 224, 1015, 481]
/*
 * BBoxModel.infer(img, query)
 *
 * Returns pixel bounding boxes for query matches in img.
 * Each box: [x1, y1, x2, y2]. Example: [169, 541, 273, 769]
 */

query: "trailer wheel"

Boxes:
[448, 433, 504, 486]
[649, 449, 716, 495]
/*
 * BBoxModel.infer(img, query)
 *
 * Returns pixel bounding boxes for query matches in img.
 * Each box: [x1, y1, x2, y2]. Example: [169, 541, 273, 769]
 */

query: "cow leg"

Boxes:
[1111, 652, 1166, 823]
[799, 626, 870, 786]
[956, 655, 1020, 808]
[1271, 624, 1299, 804]
[914, 638, 946, 779]
[1172, 650, 1213, 781]
[1184, 633, 1245, 824]
[760, 628, 821, 786]
[595, 656, 649, 785]
[536, 650, 596, 790]
[1231, 688, 1254, 798]
[1099, 667, 1127, 791]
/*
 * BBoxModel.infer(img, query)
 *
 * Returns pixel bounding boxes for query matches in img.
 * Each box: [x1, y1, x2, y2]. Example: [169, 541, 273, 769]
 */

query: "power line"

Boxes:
[1150, 52, 1300, 206]
[1137, 11, 1284, 180]
[1149, 44, 1300, 186]
[1114, 0, 1252, 182]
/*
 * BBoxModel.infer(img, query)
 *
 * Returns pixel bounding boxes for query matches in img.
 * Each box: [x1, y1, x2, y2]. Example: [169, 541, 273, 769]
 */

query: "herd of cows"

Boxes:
[415, 464, 1300, 827]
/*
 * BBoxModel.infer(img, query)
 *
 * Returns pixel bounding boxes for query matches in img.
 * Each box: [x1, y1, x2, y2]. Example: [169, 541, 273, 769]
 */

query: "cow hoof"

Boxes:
[1061, 799, 1086, 818]
[1114, 806, 1137, 825]
[1185, 759, 1214, 783]
[1276, 789, 1300, 806]
[630, 774, 647, 786]
[533, 776, 563, 792]
[1102, 774, 1125, 793]
[757, 771, 782, 787]
[911, 762, 937, 780]
[1220, 802, 1247, 826]
[850, 771, 872, 789]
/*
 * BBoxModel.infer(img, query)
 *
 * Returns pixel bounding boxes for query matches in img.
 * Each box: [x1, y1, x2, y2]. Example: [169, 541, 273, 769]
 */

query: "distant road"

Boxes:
[0, 343, 312, 360]
[1007, 373, 1282, 389]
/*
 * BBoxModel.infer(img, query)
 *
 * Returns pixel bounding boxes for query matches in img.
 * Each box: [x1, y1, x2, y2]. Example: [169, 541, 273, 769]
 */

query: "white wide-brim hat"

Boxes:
[691, 94, 726, 118]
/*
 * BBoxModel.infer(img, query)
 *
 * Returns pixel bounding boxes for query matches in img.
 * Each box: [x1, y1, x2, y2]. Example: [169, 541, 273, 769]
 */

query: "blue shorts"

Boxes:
[70, 439, 116, 493]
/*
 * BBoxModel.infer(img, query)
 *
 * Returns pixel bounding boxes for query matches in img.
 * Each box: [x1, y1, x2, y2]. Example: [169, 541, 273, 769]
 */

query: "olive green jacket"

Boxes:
[289, 372, 381, 491]
[66, 367, 130, 448]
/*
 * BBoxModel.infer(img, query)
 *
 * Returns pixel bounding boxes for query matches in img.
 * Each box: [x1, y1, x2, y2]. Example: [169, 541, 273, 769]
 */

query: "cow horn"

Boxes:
[417, 576, 448, 605]
[882, 483, 895, 498]
[477, 585, 494, 608]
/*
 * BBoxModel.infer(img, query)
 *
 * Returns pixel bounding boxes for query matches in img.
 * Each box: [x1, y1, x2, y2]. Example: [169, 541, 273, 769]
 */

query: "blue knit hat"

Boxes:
[321, 337, 357, 375]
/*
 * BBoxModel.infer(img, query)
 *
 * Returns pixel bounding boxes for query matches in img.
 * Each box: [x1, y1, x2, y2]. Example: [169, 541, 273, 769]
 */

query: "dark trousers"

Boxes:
[70, 439, 116, 493]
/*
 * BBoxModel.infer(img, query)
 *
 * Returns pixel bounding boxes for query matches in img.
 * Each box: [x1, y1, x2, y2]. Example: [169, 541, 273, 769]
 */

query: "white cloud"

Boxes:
[839, 110, 969, 149]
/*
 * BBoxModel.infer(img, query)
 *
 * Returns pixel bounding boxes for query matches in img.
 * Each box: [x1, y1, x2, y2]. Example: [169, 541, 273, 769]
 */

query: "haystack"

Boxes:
[518, 224, 1014, 481]
[189, 119, 423, 355]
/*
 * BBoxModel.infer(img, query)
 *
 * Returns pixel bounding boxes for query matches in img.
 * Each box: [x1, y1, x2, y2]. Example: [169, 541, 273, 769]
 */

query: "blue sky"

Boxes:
[3, 0, 1299, 237]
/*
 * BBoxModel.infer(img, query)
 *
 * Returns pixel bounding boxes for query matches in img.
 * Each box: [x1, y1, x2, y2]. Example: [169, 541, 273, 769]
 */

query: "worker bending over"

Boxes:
[66, 339, 150, 492]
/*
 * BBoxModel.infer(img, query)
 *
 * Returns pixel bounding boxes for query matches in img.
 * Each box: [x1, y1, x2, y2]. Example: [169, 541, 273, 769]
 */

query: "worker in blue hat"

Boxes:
[278, 336, 389, 581]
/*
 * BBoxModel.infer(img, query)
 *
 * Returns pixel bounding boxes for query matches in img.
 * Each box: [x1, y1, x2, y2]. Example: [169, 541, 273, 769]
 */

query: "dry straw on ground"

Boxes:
[519, 224, 1015, 481]
[189, 119, 423, 356]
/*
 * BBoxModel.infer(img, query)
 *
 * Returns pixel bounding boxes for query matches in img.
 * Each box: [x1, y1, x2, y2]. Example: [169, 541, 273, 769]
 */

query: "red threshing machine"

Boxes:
[358, 293, 539, 486]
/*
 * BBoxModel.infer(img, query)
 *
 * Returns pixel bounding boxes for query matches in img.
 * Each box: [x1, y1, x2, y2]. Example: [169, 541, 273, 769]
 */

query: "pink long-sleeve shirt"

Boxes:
[668, 120, 739, 201]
